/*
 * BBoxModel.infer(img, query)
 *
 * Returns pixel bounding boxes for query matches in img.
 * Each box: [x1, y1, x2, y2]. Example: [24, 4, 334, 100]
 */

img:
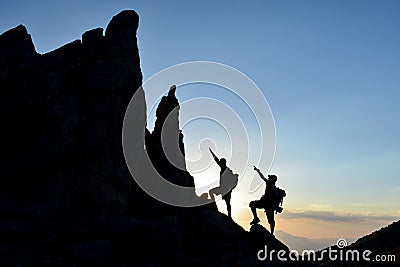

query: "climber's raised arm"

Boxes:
[209, 148, 220, 165]
[253, 166, 268, 182]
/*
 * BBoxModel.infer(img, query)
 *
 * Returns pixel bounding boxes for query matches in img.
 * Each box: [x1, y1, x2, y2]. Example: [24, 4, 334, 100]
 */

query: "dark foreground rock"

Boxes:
[0, 10, 292, 267]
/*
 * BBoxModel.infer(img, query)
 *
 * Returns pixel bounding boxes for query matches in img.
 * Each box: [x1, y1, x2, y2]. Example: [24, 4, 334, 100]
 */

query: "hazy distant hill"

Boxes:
[275, 230, 353, 252]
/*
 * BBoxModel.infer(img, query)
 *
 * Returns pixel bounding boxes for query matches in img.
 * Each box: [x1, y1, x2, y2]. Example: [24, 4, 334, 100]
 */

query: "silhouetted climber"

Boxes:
[209, 149, 238, 218]
[249, 167, 286, 235]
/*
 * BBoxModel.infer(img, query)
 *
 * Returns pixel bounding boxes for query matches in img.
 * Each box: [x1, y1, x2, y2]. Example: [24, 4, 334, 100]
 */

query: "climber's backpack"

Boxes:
[273, 187, 286, 213]
[220, 167, 239, 193]
[262, 186, 286, 213]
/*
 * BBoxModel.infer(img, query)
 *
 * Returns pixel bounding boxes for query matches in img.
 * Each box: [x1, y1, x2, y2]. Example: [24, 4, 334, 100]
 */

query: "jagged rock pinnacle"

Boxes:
[105, 10, 139, 41]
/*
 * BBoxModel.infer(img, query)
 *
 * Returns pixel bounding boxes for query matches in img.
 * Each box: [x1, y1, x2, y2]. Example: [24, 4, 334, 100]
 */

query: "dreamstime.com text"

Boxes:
[257, 239, 396, 262]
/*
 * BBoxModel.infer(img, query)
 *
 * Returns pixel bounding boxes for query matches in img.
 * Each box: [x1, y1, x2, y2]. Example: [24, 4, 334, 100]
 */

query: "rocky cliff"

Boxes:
[1, 10, 142, 222]
[0, 10, 289, 267]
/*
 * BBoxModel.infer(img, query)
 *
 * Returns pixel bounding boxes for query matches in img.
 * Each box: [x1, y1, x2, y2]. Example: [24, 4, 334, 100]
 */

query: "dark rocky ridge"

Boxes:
[0, 10, 289, 266]
[315, 220, 400, 266]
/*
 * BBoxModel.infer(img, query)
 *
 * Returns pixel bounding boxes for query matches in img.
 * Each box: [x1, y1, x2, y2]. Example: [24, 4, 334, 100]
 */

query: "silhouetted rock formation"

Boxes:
[0, 10, 290, 267]
[146, 85, 195, 188]
[0, 10, 145, 266]
[1, 10, 142, 224]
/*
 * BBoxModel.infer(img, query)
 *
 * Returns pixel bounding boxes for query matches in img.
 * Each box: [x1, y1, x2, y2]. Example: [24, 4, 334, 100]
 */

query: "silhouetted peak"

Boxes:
[0, 24, 27, 38]
[105, 10, 139, 41]
[155, 86, 179, 122]
[147, 85, 193, 187]
[0, 24, 37, 60]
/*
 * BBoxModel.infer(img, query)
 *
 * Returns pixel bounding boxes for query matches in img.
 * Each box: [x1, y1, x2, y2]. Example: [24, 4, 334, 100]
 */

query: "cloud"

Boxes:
[281, 210, 399, 223]
[309, 203, 332, 209]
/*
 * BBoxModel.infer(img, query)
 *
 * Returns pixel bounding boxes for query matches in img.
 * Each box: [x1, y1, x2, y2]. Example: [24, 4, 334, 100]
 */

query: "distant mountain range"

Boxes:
[275, 230, 354, 252]
[277, 219, 400, 265]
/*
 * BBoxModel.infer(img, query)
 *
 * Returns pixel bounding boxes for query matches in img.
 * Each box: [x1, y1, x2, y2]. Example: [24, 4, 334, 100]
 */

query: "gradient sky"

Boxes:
[2, 0, 399, 246]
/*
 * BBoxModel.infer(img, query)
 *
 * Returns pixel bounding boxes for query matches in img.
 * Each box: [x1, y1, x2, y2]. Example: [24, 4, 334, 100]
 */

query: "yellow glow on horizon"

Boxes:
[233, 206, 397, 240]
[191, 167, 398, 242]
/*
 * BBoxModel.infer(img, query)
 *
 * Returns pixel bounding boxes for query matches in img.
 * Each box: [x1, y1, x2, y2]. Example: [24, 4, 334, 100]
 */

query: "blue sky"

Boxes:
[2, 0, 399, 240]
